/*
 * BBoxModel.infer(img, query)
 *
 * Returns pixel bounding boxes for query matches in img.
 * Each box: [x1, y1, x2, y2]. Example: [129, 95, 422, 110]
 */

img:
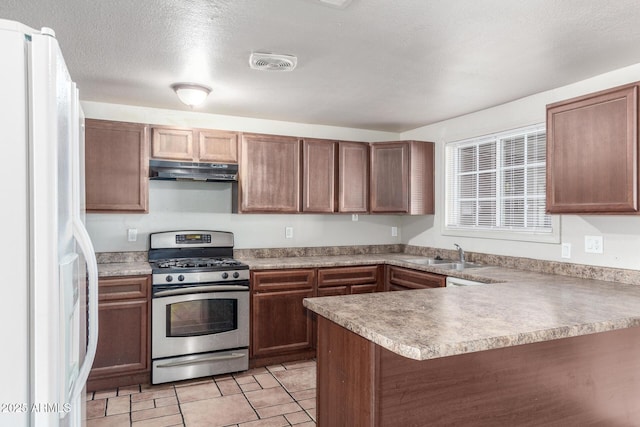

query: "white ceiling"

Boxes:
[3, 0, 640, 132]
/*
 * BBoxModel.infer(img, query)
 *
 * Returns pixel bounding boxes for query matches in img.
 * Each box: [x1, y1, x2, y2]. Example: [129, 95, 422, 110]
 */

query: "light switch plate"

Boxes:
[561, 243, 571, 259]
[127, 228, 137, 242]
[391, 226, 398, 237]
[285, 227, 294, 239]
[585, 235, 603, 254]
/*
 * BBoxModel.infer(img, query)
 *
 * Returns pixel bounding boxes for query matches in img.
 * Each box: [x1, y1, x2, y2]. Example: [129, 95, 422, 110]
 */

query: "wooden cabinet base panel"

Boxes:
[87, 371, 150, 392]
[317, 316, 640, 427]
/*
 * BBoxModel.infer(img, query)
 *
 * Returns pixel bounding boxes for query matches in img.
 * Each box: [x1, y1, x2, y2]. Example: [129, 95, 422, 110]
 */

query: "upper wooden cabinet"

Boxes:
[85, 119, 149, 212]
[370, 140, 435, 214]
[546, 83, 639, 214]
[302, 139, 337, 213]
[151, 127, 193, 161]
[199, 129, 239, 163]
[338, 141, 370, 213]
[239, 133, 301, 213]
[301, 139, 370, 213]
[151, 127, 238, 163]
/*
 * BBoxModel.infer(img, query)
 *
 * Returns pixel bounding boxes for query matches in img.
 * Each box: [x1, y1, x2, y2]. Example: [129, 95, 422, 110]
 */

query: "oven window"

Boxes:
[166, 299, 238, 337]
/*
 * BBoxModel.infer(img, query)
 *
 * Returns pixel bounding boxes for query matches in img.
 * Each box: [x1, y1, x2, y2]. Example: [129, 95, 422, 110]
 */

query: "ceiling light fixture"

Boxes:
[171, 83, 211, 108]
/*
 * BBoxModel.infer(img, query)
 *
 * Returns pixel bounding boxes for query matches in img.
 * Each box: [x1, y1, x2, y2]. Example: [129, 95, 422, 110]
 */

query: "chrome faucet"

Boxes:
[454, 244, 465, 263]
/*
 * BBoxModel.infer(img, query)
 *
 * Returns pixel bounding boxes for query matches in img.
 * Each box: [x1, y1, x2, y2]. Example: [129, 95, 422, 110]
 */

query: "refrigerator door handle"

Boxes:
[70, 218, 99, 400]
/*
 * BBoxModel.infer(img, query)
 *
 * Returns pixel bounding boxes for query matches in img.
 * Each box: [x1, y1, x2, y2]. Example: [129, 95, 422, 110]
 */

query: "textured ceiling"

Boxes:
[3, 0, 640, 132]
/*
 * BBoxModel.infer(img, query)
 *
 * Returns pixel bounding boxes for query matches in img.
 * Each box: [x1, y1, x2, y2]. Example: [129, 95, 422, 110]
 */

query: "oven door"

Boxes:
[152, 286, 249, 359]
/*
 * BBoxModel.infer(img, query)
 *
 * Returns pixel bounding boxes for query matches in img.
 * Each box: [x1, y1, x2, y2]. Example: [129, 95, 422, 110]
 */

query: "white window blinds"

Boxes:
[445, 124, 552, 234]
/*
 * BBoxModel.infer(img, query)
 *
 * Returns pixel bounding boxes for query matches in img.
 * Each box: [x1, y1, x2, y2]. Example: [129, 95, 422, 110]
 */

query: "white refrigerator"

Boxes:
[0, 19, 99, 427]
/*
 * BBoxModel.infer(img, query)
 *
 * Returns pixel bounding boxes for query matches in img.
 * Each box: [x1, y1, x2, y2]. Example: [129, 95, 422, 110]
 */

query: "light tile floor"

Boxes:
[86, 360, 317, 427]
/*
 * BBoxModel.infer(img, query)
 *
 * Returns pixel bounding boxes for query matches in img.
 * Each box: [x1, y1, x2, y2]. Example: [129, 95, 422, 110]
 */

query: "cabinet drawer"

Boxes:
[252, 269, 315, 292]
[351, 284, 378, 294]
[317, 265, 379, 288]
[386, 266, 445, 290]
[98, 276, 150, 301]
[317, 286, 349, 297]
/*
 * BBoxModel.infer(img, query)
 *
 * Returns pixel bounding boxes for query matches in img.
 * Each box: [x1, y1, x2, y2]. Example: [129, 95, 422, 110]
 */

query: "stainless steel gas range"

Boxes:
[148, 230, 249, 384]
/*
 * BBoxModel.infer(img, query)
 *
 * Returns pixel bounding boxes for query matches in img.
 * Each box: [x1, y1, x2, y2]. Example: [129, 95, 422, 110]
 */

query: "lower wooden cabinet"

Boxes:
[250, 269, 316, 367]
[87, 275, 151, 391]
[385, 265, 446, 291]
[250, 265, 383, 367]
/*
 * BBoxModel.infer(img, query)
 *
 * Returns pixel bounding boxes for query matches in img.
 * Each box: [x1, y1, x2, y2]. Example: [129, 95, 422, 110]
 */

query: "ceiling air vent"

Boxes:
[249, 53, 297, 71]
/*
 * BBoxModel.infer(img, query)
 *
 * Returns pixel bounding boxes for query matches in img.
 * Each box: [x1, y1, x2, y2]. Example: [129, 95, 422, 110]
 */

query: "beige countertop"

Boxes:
[97, 262, 152, 277]
[303, 269, 640, 361]
[97, 253, 640, 363]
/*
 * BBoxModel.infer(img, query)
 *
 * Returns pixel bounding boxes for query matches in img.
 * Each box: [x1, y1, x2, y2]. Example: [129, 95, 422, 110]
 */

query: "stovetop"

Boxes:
[152, 257, 247, 270]
[148, 230, 249, 285]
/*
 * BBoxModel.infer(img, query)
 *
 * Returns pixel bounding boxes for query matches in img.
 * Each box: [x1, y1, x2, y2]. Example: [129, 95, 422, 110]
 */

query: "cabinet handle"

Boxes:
[153, 285, 248, 297]
[156, 353, 246, 368]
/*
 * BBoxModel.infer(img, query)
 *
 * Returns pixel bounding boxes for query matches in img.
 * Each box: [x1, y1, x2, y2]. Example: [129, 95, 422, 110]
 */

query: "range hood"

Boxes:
[149, 159, 238, 182]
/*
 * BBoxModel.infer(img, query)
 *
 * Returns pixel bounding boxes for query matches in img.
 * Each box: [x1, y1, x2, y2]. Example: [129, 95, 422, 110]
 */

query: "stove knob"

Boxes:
[233, 272, 240, 279]
[221, 272, 229, 279]
[178, 275, 185, 282]
[165, 275, 173, 282]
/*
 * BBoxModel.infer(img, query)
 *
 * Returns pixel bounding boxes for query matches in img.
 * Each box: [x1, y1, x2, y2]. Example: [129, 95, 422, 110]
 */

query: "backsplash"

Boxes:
[96, 251, 148, 264]
[233, 244, 404, 259]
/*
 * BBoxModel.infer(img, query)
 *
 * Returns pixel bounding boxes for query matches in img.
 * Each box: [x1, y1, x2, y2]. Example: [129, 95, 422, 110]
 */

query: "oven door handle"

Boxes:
[156, 353, 247, 368]
[153, 285, 249, 297]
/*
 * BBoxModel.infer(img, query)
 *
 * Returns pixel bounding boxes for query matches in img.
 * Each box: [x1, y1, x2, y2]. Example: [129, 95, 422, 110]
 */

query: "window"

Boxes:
[445, 124, 553, 237]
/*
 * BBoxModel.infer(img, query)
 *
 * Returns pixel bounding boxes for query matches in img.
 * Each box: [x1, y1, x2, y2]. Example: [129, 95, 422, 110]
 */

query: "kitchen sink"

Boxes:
[404, 258, 484, 270]
[404, 257, 454, 265]
[439, 262, 484, 270]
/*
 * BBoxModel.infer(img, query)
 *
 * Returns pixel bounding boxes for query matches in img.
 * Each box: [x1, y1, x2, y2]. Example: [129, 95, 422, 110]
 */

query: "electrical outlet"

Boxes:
[352, 214, 359, 222]
[585, 235, 603, 254]
[127, 228, 138, 242]
[561, 243, 571, 259]
[391, 226, 398, 237]
[285, 227, 294, 239]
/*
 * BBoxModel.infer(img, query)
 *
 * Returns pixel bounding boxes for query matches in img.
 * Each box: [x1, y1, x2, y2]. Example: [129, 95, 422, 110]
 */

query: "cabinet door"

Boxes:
[198, 129, 238, 163]
[546, 85, 638, 213]
[151, 127, 195, 161]
[252, 289, 315, 357]
[251, 269, 315, 360]
[85, 119, 149, 212]
[386, 266, 445, 290]
[240, 133, 301, 212]
[89, 276, 150, 386]
[371, 142, 409, 213]
[302, 139, 336, 212]
[338, 142, 369, 213]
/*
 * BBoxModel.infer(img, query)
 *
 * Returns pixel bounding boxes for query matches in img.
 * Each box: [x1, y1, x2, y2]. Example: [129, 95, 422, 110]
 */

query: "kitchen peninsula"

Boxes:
[304, 277, 640, 426]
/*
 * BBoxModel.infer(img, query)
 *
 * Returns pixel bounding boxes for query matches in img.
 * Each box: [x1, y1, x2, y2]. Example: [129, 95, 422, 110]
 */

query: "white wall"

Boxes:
[84, 64, 640, 270]
[400, 63, 640, 270]
[83, 102, 403, 252]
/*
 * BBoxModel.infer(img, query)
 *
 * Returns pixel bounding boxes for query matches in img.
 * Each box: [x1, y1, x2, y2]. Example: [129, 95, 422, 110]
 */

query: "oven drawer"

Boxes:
[152, 348, 248, 384]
